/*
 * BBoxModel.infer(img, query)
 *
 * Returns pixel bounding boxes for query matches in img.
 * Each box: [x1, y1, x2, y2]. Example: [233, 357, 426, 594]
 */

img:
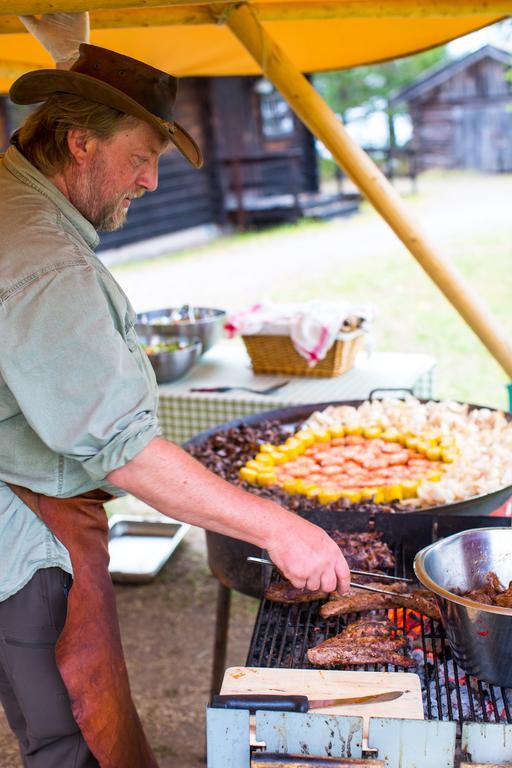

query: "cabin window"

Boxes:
[255, 80, 294, 138]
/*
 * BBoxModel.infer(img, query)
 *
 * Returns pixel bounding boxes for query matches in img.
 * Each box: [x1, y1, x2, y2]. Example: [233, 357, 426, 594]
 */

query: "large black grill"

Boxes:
[246, 576, 512, 730]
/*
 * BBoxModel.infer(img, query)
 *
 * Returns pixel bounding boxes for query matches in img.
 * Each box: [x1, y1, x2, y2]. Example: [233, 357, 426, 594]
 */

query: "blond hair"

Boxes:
[15, 94, 139, 175]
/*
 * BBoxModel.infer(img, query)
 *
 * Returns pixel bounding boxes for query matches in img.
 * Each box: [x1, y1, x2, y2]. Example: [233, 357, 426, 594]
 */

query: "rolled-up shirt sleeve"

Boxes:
[0, 262, 160, 481]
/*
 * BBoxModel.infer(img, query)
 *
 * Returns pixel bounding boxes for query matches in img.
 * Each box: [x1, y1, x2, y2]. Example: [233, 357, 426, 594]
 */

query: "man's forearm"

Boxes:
[107, 436, 291, 549]
[107, 436, 351, 595]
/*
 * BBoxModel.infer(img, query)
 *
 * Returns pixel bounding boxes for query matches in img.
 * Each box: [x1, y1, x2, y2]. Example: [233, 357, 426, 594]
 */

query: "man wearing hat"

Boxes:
[0, 14, 350, 768]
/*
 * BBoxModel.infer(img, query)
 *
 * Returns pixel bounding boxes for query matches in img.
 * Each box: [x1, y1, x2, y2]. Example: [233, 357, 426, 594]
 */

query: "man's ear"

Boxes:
[67, 129, 96, 167]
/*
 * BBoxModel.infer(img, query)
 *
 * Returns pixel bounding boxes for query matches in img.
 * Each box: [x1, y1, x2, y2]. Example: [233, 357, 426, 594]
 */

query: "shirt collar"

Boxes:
[3, 145, 100, 250]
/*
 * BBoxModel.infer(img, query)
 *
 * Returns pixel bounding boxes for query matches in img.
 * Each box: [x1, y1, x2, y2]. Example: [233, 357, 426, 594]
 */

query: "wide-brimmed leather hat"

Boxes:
[9, 43, 203, 169]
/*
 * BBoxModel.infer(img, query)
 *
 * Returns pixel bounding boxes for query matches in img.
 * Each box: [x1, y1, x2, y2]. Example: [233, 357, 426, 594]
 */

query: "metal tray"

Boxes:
[108, 514, 190, 584]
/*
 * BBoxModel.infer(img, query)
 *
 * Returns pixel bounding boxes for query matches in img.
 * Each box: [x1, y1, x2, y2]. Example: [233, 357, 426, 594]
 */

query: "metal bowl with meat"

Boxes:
[415, 527, 512, 686]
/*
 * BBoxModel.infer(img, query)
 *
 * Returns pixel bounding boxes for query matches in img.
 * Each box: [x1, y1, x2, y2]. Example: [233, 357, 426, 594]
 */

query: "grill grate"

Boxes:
[247, 586, 512, 729]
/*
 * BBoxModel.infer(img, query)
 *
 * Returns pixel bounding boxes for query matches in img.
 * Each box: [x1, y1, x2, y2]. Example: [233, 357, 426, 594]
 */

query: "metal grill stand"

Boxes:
[207, 591, 512, 767]
[206, 532, 512, 767]
[247, 597, 512, 728]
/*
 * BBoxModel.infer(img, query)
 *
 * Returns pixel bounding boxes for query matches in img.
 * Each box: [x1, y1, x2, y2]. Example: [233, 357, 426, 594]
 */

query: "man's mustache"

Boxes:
[128, 188, 146, 200]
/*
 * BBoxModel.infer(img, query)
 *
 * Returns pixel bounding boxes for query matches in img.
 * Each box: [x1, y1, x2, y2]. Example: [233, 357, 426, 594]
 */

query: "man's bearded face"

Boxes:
[65, 117, 167, 232]
[68, 143, 146, 232]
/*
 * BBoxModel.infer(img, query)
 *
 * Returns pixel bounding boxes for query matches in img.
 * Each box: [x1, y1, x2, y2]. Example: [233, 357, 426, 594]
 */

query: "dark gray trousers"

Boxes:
[0, 568, 99, 767]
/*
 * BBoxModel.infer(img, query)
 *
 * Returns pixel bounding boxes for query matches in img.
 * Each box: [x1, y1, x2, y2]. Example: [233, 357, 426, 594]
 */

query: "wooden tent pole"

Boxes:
[223, 1, 512, 378]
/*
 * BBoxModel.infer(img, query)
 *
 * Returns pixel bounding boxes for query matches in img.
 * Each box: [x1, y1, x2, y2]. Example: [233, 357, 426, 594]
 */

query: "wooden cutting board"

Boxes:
[220, 667, 424, 740]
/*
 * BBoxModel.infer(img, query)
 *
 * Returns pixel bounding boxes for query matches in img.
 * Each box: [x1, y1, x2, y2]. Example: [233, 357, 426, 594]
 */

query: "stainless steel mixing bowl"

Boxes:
[142, 337, 202, 384]
[415, 527, 512, 686]
[135, 307, 226, 354]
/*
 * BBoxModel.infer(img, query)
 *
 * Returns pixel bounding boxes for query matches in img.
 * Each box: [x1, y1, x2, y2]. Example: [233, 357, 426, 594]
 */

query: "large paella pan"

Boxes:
[185, 397, 512, 596]
[187, 397, 512, 518]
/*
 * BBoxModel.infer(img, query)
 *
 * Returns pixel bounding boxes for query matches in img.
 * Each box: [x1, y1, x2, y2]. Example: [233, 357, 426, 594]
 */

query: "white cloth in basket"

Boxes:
[225, 301, 376, 367]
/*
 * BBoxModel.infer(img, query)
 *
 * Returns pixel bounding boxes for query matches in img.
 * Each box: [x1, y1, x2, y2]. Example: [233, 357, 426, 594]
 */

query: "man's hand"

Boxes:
[266, 516, 351, 595]
[19, 12, 89, 70]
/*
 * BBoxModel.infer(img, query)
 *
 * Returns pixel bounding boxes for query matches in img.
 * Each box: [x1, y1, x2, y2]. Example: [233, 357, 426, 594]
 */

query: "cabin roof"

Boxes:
[391, 44, 512, 105]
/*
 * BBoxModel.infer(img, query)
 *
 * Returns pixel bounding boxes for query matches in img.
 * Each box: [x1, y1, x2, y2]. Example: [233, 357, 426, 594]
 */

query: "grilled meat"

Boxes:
[390, 589, 441, 621]
[463, 589, 494, 606]
[308, 639, 412, 668]
[457, 570, 512, 608]
[329, 530, 395, 572]
[307, 618, 414, 668]
[486, 571, 505, 593]
[320, 585, 440, 621]
[494, 587, 512, 608]
[314, 645, 415, 668]
[340, 618, 398, 640]
[264, 582, 329, 604]
[319, 582, 408, 619]
[320, 594, 391, 618]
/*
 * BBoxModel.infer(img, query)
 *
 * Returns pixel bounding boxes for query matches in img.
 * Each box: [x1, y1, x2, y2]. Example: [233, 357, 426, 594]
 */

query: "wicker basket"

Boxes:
[242, 331, 365, 377]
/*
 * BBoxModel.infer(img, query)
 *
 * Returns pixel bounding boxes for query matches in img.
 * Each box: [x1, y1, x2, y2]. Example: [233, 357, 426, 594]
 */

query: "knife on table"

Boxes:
[211, 690, 403, 713]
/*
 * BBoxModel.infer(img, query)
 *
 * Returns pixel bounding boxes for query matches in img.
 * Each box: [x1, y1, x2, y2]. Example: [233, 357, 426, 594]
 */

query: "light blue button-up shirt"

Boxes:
[0, 145, 161, 601]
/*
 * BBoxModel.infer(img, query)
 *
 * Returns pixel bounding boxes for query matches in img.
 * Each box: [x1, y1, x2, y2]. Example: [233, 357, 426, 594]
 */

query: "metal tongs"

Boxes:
[247, 556, 413, 597]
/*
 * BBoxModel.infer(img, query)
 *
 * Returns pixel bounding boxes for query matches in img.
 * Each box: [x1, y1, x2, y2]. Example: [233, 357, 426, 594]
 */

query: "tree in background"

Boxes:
[314, 47, 450, 150]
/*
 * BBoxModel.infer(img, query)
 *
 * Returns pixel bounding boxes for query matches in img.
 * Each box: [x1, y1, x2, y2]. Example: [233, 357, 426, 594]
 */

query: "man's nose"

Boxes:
[137, 159, 159, 192]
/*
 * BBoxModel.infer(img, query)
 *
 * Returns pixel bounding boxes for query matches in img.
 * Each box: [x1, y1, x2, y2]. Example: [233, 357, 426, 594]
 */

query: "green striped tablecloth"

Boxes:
[157, 340, 436, 444]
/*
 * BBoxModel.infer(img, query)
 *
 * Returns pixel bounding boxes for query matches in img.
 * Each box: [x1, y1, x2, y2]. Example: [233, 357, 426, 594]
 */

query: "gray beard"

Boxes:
[67, 160, 131, 232]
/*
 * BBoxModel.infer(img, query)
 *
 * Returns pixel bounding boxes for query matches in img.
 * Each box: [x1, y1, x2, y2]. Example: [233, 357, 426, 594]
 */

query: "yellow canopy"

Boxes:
[0, 2, 508, 92]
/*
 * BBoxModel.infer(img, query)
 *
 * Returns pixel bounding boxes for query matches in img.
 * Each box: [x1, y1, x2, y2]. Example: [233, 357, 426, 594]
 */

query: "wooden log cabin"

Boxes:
[0, 75, 356, 256]
[392, 45, 512, 173]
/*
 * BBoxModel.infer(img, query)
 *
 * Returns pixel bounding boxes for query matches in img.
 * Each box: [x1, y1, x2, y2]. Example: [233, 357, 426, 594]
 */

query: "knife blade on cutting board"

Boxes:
[220, 667, 424, 741]
[212, 690, 403, 713]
